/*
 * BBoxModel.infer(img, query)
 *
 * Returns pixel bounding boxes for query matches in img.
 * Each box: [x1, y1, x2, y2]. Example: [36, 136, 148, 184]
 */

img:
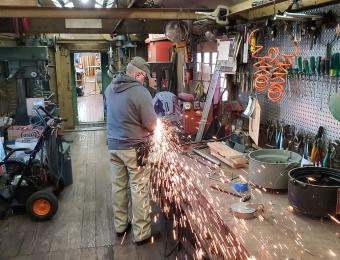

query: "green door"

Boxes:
[70, 52, 79, 125]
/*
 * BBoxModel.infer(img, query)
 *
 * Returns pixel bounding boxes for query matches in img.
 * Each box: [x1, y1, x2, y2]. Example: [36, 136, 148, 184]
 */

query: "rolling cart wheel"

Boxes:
[26, 190, 58, 221]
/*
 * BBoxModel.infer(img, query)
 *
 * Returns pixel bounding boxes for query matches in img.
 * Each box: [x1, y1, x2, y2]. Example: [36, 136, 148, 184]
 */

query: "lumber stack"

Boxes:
[208, 142, 248, 168]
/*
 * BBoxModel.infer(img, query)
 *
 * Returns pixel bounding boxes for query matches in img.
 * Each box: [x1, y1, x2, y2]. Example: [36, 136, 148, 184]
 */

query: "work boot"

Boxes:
[116, 222, 132, 237]
[135, 231, 161, 246]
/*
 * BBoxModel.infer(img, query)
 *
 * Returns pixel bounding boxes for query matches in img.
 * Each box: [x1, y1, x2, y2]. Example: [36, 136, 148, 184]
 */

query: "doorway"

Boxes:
[73, 52, 104, 124]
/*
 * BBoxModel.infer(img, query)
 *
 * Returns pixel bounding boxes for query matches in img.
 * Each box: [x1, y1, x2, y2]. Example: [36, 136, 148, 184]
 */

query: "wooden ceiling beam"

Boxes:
[0, 6, 200, 20]
[229, 0, 337, 19]
[0, 0, 38, 6]
[0, 18, 165, 34]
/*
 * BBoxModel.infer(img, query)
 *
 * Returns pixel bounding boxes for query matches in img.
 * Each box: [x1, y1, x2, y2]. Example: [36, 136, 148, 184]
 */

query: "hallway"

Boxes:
[77, 76, 104, 123]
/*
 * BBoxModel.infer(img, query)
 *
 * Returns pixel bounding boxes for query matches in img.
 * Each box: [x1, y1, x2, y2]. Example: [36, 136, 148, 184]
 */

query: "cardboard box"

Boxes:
[7, 125, 44, 141]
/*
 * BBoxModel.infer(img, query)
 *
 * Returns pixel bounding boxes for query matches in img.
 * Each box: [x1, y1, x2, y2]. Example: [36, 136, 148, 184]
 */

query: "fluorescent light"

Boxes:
[65, 2, 74, 8]
[52, 0, 62, 7]
[106, 0, 114, 8]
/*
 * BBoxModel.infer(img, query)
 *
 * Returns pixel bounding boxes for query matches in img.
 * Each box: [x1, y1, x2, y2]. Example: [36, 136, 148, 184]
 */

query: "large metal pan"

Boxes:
[248, 149, 302, 189]
[288, 167, 340, 217]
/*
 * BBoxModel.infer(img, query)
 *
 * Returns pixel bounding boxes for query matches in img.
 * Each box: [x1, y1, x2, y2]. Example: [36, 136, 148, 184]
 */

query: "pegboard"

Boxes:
[254, 2, 340, 142]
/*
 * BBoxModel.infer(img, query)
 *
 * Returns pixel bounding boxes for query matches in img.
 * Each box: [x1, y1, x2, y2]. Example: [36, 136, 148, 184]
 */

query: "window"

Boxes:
[194, 45, 227, 98]
[203, 52, 210, 63]
[212, 52, 217, 73]
[196, 53, 202, 72]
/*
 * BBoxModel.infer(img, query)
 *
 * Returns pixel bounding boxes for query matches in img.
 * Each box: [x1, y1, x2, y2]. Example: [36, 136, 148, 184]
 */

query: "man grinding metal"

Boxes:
[105, 57, 158, 245]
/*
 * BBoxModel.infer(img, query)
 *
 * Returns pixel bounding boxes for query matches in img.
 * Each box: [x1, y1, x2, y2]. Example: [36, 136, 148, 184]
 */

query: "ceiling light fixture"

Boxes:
[52, 0, 62, 7]
[65, 1, 74, 8]
[81, 0, 89, 3]
[106, 1, 114, 8]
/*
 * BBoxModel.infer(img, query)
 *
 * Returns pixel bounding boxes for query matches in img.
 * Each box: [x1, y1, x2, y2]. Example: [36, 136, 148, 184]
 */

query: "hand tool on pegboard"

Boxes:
[311, 126, 324, 166]
[310, 56, 316, 99]
[325, 56, 331, 104]
[297, 56, 303, 97]
[330, 53, 336, 96]
[322, 142, 332, 168]
[330, 140, 340, 170]
[332, 53, 340, 93]
[320, 57, 326, 110]
[303, 58, 313, 99]
[315, 56, 321, 109]
[291, 56, 300, 97]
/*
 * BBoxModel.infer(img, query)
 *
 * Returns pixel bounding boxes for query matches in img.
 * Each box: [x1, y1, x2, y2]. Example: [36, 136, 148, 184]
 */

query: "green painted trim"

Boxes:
[70, 52, 79, 125]
[101, 52, 111, 121]
[101, 52, 111, 93]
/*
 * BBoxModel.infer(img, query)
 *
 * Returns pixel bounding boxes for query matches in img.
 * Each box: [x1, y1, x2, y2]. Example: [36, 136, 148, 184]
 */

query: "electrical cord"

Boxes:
[45, 127, 64, 181]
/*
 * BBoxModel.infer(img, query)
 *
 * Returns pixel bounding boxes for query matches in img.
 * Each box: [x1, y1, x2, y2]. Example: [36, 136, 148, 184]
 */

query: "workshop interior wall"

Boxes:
[0, 37, 18, 117]
[249, 3, 340, 142]
[48, 47, 58, 103]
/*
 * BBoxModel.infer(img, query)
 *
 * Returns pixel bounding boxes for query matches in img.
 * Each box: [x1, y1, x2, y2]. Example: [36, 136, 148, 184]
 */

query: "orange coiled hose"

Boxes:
[249, 30, 299, 102]
[249, 29, 272, 93]
[268, 47, 285, 102]
[268, 44, 299, 102]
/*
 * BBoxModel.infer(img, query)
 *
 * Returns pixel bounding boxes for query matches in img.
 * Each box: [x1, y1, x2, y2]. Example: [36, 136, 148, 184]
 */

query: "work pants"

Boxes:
[109, 149, 151, 242]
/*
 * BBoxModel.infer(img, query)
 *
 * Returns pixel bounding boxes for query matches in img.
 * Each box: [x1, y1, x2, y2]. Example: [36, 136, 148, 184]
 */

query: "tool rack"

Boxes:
[256, 3, 340, 141]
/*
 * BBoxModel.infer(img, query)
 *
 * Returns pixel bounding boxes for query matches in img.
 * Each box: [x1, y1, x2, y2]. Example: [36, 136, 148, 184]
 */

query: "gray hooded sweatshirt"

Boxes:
[105, 75, 157, 150]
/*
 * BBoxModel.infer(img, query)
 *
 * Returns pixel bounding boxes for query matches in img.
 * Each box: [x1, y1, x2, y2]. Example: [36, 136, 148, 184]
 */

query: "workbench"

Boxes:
[177, 151, 340, 259]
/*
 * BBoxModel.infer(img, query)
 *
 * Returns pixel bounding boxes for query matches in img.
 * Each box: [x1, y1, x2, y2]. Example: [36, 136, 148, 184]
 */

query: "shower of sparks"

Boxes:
[329, 249, 336, 257]
[148, 119, 249, 259]
[120, 232, 127, 245]
[306, 177, 316, 182]
[328, 214, 340, 224]
[148, 119, 339, 259]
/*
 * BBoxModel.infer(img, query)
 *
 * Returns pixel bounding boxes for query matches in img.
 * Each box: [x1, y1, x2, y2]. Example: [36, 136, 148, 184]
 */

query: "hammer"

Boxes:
[210, 185, 251, 202]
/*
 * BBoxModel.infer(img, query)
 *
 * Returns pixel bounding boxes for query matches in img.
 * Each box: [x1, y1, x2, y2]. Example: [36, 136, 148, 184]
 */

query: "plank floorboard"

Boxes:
[95, 162, 112, 247]
[0, 130, 192, 260]
[81, 163, 96, 248]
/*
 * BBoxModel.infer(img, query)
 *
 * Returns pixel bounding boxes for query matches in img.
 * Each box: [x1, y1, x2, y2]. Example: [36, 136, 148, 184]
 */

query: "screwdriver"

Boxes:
[298, 56, 303, 97]
[292, 56, 299, 97]
[325, 57, 331, 103]
[320, 58, 327, 110]
[315, 56, 321, 109]
[316, 56, 321, 97]
[303, 58, 311, 98]
[333, 53, 340, 93]
[287, 66, 293, 97]
[329, 53, 338, 101]
[310, 56, 316, 99]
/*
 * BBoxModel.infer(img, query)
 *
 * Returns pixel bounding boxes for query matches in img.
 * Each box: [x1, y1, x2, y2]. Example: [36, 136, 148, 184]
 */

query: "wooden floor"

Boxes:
[77, 76, 104, 123]
[0, 130, 186, 260]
